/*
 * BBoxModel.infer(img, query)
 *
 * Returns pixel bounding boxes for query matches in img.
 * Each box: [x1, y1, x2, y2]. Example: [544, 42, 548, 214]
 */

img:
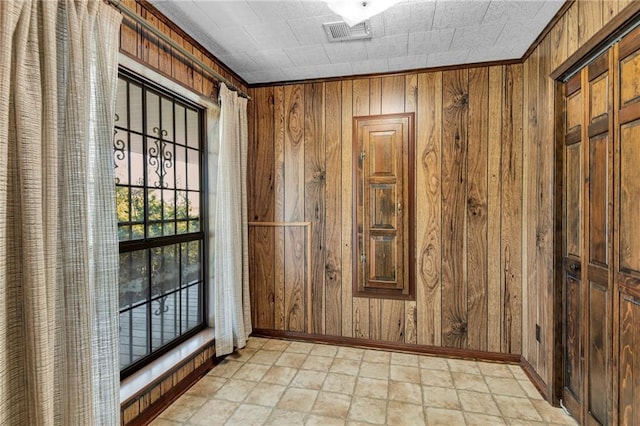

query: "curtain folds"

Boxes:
[0, 1, 122, 424]
[212, 83, 251, 356]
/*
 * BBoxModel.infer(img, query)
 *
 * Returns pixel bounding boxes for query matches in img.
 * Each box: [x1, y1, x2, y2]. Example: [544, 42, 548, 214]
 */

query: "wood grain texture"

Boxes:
[341, 80, 354, 338]
[467, 67, 489, 351]
[416, 72, 443, 347]
[325, 81, 342, 336]
[441, 69, 469, 349]
[304, 83, 326, 334]
[619, 296, 640, 425]
[274, 86, 286, 330]
[488, 65, 504, 354]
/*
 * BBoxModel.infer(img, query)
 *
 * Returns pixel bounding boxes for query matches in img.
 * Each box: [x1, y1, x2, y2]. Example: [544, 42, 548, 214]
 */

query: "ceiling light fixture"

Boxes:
[324, 0, 402, 27]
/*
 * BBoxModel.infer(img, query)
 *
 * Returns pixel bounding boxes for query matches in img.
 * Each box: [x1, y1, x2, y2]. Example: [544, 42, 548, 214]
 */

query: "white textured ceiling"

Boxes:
[150, 0, 565, 84]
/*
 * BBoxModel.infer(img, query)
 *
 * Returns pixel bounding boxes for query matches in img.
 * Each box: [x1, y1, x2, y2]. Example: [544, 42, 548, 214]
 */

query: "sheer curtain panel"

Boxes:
[211, 83, 251, 356]
[0, 1, 122, 424]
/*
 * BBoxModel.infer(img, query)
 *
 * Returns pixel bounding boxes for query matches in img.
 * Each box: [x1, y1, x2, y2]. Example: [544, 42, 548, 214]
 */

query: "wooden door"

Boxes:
[615, 25, 640, 426]
[562, 72, 584, 423]
[353, 114, 414, 300]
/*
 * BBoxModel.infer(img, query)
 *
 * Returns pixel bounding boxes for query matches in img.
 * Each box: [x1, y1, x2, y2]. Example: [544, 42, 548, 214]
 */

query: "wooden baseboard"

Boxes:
[251, 329, 521, 364]
[520, 356, 550, 402]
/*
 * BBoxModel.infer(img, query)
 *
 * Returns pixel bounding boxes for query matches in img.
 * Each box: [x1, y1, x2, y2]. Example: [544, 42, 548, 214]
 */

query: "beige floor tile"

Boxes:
[505, 420, 546, 426]
[189, 399, 239, 425]
[363, 349, 391, 363]
[149, 419, 182, 426]
[286, 341, 315, 354]
[250, 350, 283, 366]
[310, 344, 338, 357]
[276, 352, 308, 368]
[290, 370, 328, 390]
[389, 381, 422, 404]
[185, 375, 227, 398]
[494, 395, 543, 421]
[214, 379, 257, 402]
[227, 347, 258, 362]
[322, 373, 357, 394]
[359, 361, 390, 380]
[262, 339, 290, 351]
[265, 409, 307, 425]
[423, 386, 461, 409]
[226, 404, 272, 426]
[312, 391, 352, 418]
[425, 407, 467, 425]
[390, 365, 420, 384]
[391, 352, 420, 367]
[387, 401, 426, 425]
[530, 399, 578, 425]
[354, 377, 388, 399]
[330, 358, 361, 376]
[348, 396, 387, 424]
[306, 414, 345, 426]
[485, 376, 527, 397]
[464, 412, 507, 426]
[336, 346, 365, 360]
[277, 388, 319, 412]
[421, 369, 454, 387]
[210, 359, 243, 378]
[244, 382, 287, 406]
[448, 359, 481, 375]
[301, 355, 334, 372]
[458, 390, 501, 416]
[419, 356, 450, 371]
[246, 337, 268, 349]
[262, 365, 298, 385]
[234, 362, 271, 382]
[157, 394, 207, 422]
[518, 380, 544, 400]
[477, 362, 515, 378]
[452, 372, 490, 393]
[508, 365, 530, 380]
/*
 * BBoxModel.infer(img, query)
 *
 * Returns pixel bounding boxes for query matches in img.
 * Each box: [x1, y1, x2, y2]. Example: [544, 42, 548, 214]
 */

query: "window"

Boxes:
[114, 70, 206, 377]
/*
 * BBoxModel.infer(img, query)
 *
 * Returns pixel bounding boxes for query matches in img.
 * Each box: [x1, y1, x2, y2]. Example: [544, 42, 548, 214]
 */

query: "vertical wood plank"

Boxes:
[416, 72, 443, 346]
[284, 85, 306, 332]
[502, 63, 524, 354]
[325, 81, 343, 336]
[368, 76, 382, 340]
[467, 67, 489, 351]
[341, 79, 354, 338]
[525, 50, 540, 367]
[551, 14, 568, 71]
[142, 9, 160, 70]
[578, 0, 603, 47]
[119, 0, 138, 57]
[305, 83, 326, 334]
[404, 73, 418, 345]
[566, 3, 579, 57]
[381, 300, 406, 343]
[369, 77, 382, 115]
[381, 75, 406, 115]
[487, 65, 504, 353]
[274, 86, 286, 330]
[441, 69, 469, 349]
[352, 78, 370, 339]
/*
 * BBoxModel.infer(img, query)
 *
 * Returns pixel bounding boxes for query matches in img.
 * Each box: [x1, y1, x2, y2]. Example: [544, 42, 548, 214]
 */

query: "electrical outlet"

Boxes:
[536, 324, 541, 342]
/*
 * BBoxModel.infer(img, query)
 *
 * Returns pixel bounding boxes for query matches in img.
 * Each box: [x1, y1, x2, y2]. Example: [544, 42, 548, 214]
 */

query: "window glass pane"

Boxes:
[182, 241, 201, 286]
[151, 292, 178, 350]
[181, 285, 201, 333]
[116, 186, 130, 224]
[186, 108, 199, 149]
[187, 148, 200, 191]
[119, 304, 149, 369]
[151, 244, 180, 298]
[146, 91, 160, 136]
[114, 129, 128, 185]
[161, 97, 174, 141]
[175, 104, 186, 145]
[188, 191, 200, 219]
[119, 250, 149, 308]
[176, 190, 188, 220]
[116, 79, 128, 128]
[130, 134, 144, 186]
[129, 83, 143, 133]
[175, 146, 187, 190]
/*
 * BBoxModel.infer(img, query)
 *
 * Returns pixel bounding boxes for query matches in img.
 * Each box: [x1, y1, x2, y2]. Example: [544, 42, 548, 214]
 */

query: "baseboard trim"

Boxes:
[251, 329, 521, 364]
[520, 356, 549, 401]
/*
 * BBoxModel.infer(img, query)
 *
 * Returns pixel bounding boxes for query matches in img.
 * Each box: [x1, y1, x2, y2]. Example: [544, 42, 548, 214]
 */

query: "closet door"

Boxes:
[562, 72, 584, 423]
[584, 51, 613, 426]
[616, 25, 640, 426]
[353, 114, 414, 300]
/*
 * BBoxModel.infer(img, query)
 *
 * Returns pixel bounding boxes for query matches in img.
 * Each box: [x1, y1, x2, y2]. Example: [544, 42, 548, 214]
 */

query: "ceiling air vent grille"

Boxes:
[323, 20, 371, 42]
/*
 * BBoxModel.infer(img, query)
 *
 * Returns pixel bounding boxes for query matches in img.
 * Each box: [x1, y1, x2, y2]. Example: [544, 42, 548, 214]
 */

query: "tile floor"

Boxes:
[150, 337, 577, 426]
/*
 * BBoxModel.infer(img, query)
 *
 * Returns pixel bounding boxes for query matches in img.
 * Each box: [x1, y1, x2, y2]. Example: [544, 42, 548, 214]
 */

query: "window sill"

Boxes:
[120, 328, 215, 405]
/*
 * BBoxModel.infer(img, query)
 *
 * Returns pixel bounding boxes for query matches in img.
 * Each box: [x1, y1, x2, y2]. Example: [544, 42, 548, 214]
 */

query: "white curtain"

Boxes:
[0, 1, 121, 424]
[210, 83, 251, 356]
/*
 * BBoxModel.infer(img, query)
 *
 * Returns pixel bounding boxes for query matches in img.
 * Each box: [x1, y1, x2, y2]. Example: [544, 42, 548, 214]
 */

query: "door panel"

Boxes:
[588, 281, 609, 425]
[619, 120, 640, 273]
[564, 273, 583, 410]
[566, 142, 582, 259]
[588, 135, 608, 267]
[354, 114, 414, 300]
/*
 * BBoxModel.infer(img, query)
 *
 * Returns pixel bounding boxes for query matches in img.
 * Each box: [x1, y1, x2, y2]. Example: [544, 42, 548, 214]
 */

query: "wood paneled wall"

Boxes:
[521, 0, 635, 398]
[248, 64, 524, 355]
[116, 0, 247, 99]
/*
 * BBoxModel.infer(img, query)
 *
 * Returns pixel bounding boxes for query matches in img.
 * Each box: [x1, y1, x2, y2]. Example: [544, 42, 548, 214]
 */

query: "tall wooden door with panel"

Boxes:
[353, 114, 414, 301]
[562, 48, 615, 426]
[561, 24, 640, 426]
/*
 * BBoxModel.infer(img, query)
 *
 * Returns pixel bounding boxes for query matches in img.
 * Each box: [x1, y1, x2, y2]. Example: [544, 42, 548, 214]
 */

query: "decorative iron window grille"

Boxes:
[114, 69, 206, 378]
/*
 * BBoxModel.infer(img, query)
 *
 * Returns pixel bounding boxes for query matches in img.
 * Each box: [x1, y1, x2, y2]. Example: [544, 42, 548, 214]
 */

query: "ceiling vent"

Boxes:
[323, 20, 371, 42]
